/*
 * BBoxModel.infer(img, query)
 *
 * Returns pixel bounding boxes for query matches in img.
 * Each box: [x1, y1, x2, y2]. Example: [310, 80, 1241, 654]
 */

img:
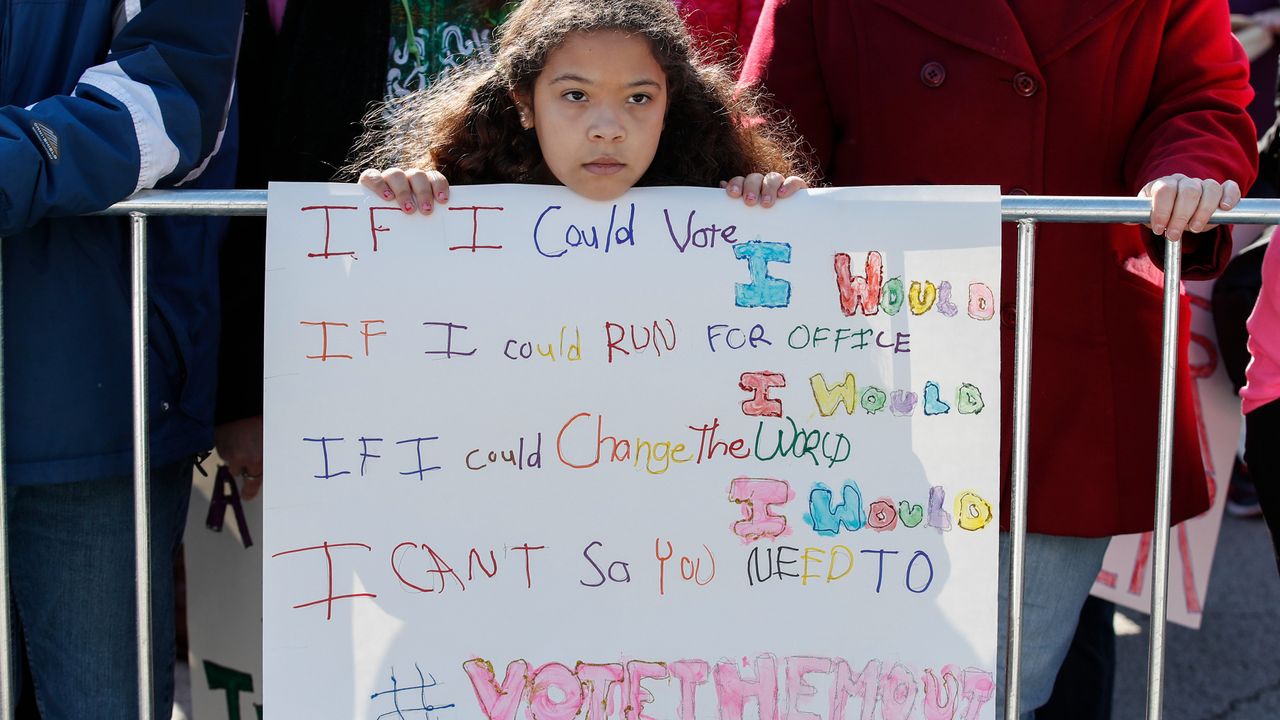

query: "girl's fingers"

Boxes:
[723, 172, 809, 205]
[405, 168, 436, 214]
[760, 172, 785, 207]
[741, 173, 765, 206]
[1164, 176, 1204, 242]
[777, 176, 809, 199]
[359, 169, 394, 200]
[1187, 179, 1222, 234]
[361, 167, 450, 214]
[427, 169, 451, 205]
[379, 168, 418, 214]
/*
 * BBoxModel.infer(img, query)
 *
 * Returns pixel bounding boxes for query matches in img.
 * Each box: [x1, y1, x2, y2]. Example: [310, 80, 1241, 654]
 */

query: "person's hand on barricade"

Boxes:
[1253, 7, 1280, 34]
[360, 167, 451, 214]
[721, 172, 808, 207]
[214, 415, 263, 500]
[1139, 173, 1242, 242]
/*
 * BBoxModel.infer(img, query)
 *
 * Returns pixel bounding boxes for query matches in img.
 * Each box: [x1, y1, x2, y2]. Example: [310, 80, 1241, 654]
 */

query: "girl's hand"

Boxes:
[1139, 174, 1241, 242]
[721, 172, 808, 208]
[359, 167, 451, 215]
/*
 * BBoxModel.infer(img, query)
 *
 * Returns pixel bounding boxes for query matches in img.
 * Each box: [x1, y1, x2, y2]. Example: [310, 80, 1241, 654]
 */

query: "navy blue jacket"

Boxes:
[0, 0, 242, 485]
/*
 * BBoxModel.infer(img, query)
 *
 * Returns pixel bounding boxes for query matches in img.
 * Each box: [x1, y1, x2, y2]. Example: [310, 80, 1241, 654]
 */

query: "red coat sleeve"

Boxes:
[741, 0, 837, 176]
[1124, 0, 1258, 278]
[678, 0, 760, 64]
[738, 0, 766, 53]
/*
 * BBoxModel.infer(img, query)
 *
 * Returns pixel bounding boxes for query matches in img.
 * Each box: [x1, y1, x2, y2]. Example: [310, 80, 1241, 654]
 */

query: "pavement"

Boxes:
[1113, 513, 1280, 719]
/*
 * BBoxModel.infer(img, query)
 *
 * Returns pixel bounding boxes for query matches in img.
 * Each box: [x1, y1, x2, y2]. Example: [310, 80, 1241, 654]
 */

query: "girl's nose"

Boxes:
[589, 109, 626, 142]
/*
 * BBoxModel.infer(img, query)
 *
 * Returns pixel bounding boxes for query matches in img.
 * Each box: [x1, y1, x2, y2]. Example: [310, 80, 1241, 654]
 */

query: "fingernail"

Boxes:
[403, 202, 415, 213]
[762, 196, 774, 206]
[423, 203, 433, 214]
[731, 185, 741, 195]
[778, 186, 788, 196]
[746, 193, 757, 202]
[1189, 223, 1203, 233]
[1152, 225, 1165, 235]
[1221, 201, 1232, 209]
[1166, 229, 1182, 242]
[382, 190, 394, 200]
[437, 192, 447, 202]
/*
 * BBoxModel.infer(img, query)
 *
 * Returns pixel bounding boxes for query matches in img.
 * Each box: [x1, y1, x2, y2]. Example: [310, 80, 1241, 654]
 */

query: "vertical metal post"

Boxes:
[1145, 237, 1182, 720]
[130, 213, 155, 720]
[0, 238, 13, 720]
[1004, 219, 1037, 720]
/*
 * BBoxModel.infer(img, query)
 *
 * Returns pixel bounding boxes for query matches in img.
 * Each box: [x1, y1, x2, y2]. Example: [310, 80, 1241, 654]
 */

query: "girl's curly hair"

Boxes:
[348, 0, 811, 187]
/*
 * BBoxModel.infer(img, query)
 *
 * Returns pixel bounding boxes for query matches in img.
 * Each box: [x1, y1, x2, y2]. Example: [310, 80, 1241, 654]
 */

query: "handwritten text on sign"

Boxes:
[263, 184, 1002, 720]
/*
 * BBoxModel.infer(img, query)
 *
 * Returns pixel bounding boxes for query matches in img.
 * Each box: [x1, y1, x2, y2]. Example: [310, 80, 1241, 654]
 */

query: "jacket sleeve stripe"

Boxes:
[112, 0, 145, 37]
[175, 79, 235, 186]
[76, 60, 181, 192]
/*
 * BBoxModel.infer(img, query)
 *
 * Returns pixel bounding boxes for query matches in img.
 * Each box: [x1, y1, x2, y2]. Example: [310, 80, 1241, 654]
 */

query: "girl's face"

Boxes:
[521, 30, 668, 201]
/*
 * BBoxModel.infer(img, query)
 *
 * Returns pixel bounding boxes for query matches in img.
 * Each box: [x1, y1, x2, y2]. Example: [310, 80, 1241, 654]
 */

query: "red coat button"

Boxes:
[1001, 302, 1018, 328]
[1013, 72, 1038, 97]
[920, 61, 946, 88]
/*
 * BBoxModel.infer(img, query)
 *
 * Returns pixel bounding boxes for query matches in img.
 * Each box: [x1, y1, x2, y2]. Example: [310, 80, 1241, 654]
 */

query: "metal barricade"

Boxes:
[0, 189, 1275, 720]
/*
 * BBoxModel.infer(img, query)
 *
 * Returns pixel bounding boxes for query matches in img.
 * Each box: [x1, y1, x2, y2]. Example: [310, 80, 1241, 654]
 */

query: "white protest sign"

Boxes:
[185, 459, 264, 720]
[263, 183, 1002, 719]
[1090, 277, 1239, 629]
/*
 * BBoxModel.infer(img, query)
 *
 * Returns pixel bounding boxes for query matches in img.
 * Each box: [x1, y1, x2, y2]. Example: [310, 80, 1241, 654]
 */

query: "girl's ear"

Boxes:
[512, 92, 535, 129]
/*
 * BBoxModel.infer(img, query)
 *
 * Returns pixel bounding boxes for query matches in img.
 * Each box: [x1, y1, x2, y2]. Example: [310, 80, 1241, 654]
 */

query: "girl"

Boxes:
[353, 0, 810, 209]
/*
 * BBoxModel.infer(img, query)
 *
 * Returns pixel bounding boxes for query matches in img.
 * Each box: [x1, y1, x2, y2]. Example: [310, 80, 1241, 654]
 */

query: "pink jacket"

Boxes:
[1243, 239, 1280, 414]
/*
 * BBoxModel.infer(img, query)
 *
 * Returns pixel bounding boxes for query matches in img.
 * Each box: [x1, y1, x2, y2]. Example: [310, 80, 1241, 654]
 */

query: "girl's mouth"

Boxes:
[583, 160, 625, 175]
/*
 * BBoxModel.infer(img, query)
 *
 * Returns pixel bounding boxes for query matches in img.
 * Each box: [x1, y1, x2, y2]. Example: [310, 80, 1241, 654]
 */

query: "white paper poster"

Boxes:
[263, 183, 1003, 719]
[185, 458, 265, 720]
[1090, 276, 1240, 630]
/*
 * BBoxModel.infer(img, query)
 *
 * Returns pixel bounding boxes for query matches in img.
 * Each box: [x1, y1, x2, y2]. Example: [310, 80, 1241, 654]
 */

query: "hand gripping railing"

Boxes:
[0, 189, 1276, 720]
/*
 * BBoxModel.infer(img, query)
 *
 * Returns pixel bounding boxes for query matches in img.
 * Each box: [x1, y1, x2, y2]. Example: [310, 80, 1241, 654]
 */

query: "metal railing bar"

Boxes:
[1146, 237, 1184, 719]
[99, 189, 268, 216]
[1004, 219, 1037, 719]
[90, 191, 1280, 224]
[130, 212, 155, 720]
[1001, 196, 1280, 224]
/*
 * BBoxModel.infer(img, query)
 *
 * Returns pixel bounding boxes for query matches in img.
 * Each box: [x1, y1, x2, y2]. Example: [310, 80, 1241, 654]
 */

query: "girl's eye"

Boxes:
[563, 90, 587, 102]
[628, 93, 652, 105]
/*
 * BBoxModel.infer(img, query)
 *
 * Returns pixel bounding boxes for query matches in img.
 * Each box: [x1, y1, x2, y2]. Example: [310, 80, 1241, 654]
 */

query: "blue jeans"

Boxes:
[996, 532, 1111, 719]
[9, 460, 192, 719]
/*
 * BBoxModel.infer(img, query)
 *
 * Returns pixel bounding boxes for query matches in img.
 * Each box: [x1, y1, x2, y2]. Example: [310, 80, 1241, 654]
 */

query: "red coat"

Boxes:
[676, 0, 766, 63]
[743, 0, 1258, 536]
